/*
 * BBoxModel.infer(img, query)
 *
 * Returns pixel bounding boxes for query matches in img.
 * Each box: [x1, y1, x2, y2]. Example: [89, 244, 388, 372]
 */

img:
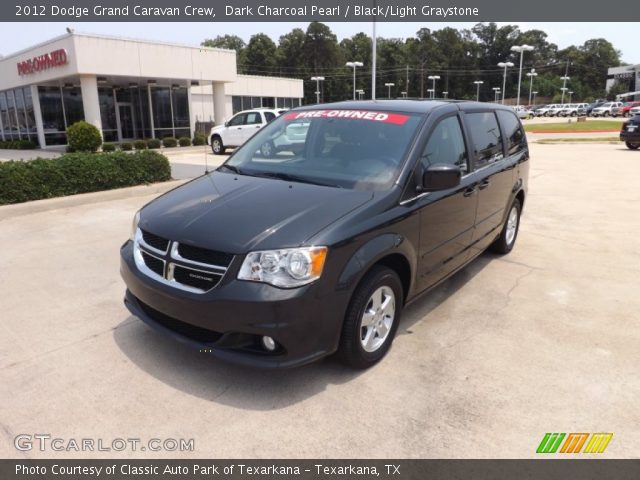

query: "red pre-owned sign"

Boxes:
[17, 49, 68, 76]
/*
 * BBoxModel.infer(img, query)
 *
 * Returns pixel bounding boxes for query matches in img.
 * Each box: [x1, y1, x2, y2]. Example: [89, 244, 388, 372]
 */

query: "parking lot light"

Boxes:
[498, 61, 515, 104]
[384, 82, 395, 99]
[568, 91, 574, 103]
[346, 61, 364, 100]
[473, 80, 484, 101]
[527, 69, 538, 106]
[310, 76, 325, 104]
[442, 91, 448, 99]
[427, 88, 434, 98]
[532, 91, 538, 105]
[493, 87, 501, 103]
[560, 76, 570, 104]
[511, 44, 535, 108]
[400, 91, 407, 98]
[428, 75, 440, 99]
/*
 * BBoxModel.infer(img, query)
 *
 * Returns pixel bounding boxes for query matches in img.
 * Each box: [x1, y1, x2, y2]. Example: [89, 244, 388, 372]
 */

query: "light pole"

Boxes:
[442, 91, 448, 99]
[400, 91, 407, 98]
[346, 61, 364, 100]
[356, 89, 365, 100]
[473, 80, 484, 101]
[428, 75, 440, 99]
[532, 91, 538, 105]
[310, 76, 325, 104]
[568, 91, 574, 103]
[427, 88, 434, 99]
[526, 69, 538, 106]
[493, 87, 501, 103]
[385, 82, 395, 99]
[560, 75, 570, 104]
[511, 44, 535, 108]
[498, 61, 514, 104]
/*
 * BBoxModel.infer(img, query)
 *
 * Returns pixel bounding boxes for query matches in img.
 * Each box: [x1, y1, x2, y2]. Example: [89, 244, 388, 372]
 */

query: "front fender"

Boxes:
[336, 233, 417, 295]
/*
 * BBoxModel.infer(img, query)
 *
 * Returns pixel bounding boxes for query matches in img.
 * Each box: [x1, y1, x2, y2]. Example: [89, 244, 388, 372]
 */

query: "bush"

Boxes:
[192, 133, 206, 146]
[162, 137, 177, 148]
[134, 139, 148, 150]
[102, 144, 116, 152]
[0, 150, 171, 205]
[0, 139, 38, 150]
[121, 142, 133, 151]
[147, 138, 161, 149]
[178, 137, 191, 147]
[66, 121, 102, 152]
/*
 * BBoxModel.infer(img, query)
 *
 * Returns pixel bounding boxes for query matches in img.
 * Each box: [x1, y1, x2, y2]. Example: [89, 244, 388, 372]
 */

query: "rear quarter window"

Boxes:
[465, 112, 504, 168]
[497, 110, 526, 156]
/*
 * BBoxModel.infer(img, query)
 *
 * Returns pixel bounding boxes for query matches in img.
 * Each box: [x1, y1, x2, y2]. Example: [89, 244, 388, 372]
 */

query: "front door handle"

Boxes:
[463, 187, 476, 197]
[479, 179, 491, 190]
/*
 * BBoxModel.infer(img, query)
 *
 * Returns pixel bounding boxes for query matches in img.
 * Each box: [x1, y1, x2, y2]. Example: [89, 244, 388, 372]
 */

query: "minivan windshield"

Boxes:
[222, 109, 423, 190]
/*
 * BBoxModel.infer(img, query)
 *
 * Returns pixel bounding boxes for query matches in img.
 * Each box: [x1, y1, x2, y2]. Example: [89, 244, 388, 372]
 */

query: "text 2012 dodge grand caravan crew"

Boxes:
[120, 100, 529, 369]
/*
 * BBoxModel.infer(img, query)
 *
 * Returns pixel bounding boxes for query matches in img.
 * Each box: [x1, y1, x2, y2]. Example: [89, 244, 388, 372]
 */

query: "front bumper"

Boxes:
[120, 241, 349, 368]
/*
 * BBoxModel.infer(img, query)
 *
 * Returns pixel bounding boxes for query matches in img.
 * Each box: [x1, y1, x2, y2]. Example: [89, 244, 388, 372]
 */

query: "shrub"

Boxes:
[162, 137, 177, 148]
[134, 139, 148, 150]
[0, 139, 38, 150]
[66, 121, 102, 152]
[147, 138, 161, 149]
[121, 142, 133, 151]
[178, 137, 191, 147]
[0, 150, 171, 205]
[102, 143, 116, 152]
[192, 133, 206, 146]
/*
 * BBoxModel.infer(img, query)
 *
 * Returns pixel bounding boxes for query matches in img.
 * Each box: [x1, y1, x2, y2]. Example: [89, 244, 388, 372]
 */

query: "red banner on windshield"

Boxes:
[284, 110, 410, 125]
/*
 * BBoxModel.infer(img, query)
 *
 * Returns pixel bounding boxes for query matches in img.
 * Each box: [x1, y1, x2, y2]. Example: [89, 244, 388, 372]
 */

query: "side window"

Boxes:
[245, 112, 262, 125]
[421, 116, 469, 174]
[263, 111, 276, 122]
[465, 112, 504, 168]
[497, 110, 526, 156]
[228, 113, 245, 127]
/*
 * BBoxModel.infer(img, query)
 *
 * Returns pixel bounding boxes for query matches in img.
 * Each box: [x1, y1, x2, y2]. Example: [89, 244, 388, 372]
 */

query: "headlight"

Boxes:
[130, 210, 140, 240]
[238, 246, 328, 288]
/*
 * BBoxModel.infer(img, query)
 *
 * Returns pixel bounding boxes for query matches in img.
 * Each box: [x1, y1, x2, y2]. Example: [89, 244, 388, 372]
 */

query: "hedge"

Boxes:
[0, 139, 38, 150]
[192, 133, 206, 146]
[134, 139, 148, 150]
[0, 150, 171, 205]
[121, 142, 133, 151]
[67, 121, 102, 152]
[162, 137, 178, 148]
[102, 143, 116, 152]
[178, 137, 191, 147]
[147, 138, 161, 149]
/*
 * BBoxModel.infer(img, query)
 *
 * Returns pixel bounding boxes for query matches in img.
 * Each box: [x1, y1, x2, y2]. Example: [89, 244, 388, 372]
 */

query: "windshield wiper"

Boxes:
[254, 171, 342, 188]
[218, 164, 243, 175]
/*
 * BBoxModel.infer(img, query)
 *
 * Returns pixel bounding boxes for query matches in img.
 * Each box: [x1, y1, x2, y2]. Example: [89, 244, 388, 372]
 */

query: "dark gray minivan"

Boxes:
[120, 100, 529, 369]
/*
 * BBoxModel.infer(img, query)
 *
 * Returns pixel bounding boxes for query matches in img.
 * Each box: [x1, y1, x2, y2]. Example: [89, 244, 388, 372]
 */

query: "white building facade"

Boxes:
[0, 32, 304, 147]
[606, 64, 640, 100]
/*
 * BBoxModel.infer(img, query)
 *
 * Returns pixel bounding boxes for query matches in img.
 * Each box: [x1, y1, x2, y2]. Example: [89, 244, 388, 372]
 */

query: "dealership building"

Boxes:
[606, 64, 640, 100]
[0, 32, 304, 147]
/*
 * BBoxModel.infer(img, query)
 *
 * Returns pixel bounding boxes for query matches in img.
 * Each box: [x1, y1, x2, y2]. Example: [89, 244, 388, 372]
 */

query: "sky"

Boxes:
[0, 22, 638, 65]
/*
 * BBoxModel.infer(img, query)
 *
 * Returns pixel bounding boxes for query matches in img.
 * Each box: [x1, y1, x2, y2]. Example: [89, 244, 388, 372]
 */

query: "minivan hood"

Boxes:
[139, 171, 374, 253]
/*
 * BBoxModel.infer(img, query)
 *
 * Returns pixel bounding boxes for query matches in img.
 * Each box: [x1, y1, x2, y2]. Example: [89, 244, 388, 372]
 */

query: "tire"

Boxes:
[260, 140, 275, 158]
[604, 111, 610, 117]
[211, 135, 225, 155]
[338, 266, 403, 369]
[571, 112, 577, 117]
[490, 198, 522, 254]
[626, 142, 640, 150]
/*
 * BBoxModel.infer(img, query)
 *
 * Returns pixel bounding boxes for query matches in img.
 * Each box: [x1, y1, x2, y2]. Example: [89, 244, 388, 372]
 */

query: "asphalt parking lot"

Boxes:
[1, 142, 639, 458]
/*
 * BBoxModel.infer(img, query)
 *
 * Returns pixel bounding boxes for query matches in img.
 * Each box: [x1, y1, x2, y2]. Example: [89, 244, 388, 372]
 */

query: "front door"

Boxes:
[116, 103, 136, 141]
[416, 114, 478, 291]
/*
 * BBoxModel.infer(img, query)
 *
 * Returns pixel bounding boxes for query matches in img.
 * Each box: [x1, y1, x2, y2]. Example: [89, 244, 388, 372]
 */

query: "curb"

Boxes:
[0, 179, 187, 221]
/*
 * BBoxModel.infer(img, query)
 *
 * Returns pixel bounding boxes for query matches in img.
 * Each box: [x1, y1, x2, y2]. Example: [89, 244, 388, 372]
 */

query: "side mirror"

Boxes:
[224, 121, 229, 127]
[422, 163, 461, 192]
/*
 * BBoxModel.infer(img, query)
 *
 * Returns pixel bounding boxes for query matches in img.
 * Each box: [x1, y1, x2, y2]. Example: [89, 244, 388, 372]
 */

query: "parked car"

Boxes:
[620, 114, 640, 150]
[559, 103, 589, 117]
[630, 106, 640, 117]
[207, 108, 284, 155]
[591, 102, 623, 117]
[545, 104, 568, 117]
[612, 101, 640, 118]
[512, 105, 532, 119]
[583, 101, 605, 116]
[535, 104, 559, 116]
[530, 104, 548, 116]
[121, 100, 529, 369]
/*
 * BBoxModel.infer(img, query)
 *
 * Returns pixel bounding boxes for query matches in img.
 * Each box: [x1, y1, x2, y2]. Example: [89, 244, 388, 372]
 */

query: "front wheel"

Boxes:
[211, 136, 225, 155]
[338, 266, 403, 369]
[490, 198, 522, 254]
[626, 142, 640, 150]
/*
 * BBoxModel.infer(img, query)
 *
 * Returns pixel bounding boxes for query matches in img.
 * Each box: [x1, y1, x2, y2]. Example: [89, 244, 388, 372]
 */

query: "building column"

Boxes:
[79, 74, 103, 138]
[30, 85, 46, 148]
[212, 82, 226, 126]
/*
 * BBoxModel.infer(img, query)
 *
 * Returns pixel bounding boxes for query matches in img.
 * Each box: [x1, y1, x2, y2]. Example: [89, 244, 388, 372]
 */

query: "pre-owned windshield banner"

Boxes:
[284, 110, 411, 125]
[4, 0, 640, 22]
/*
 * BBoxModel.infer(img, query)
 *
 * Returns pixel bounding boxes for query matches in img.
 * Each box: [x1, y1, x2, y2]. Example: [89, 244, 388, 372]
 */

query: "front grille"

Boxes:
[138, 300, 222, 343]
[172, 265, 224, 291]
[177, 243, 233, 268]
[141, 251, 164, 276]
[141, 229, 169, 252]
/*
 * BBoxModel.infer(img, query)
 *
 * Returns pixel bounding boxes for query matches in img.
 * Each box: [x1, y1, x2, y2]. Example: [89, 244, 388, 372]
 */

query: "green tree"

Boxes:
[244, 33, 277, 76]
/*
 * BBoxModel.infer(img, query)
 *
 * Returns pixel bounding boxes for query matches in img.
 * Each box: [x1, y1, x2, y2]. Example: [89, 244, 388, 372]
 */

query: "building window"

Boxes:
[23, 88, 36, 141]
[38, 85, 85, 145]
[232, 96, 242, 114]
[62, 86, 84, 126]
[99, 88, 117, 142]
[262, 97, 275, 108]
[1, 92, 14, 140]
[171, 86, 189, 129]
[151, 86, 173, 138]
[6, 90, 19, 140]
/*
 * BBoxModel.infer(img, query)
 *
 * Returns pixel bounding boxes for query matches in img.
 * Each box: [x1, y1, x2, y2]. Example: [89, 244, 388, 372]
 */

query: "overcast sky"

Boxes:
[1, 22, 638, 64]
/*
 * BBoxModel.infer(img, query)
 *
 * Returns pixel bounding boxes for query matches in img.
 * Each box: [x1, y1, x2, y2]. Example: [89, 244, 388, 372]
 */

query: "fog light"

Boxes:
[262, 336, 276, 351]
